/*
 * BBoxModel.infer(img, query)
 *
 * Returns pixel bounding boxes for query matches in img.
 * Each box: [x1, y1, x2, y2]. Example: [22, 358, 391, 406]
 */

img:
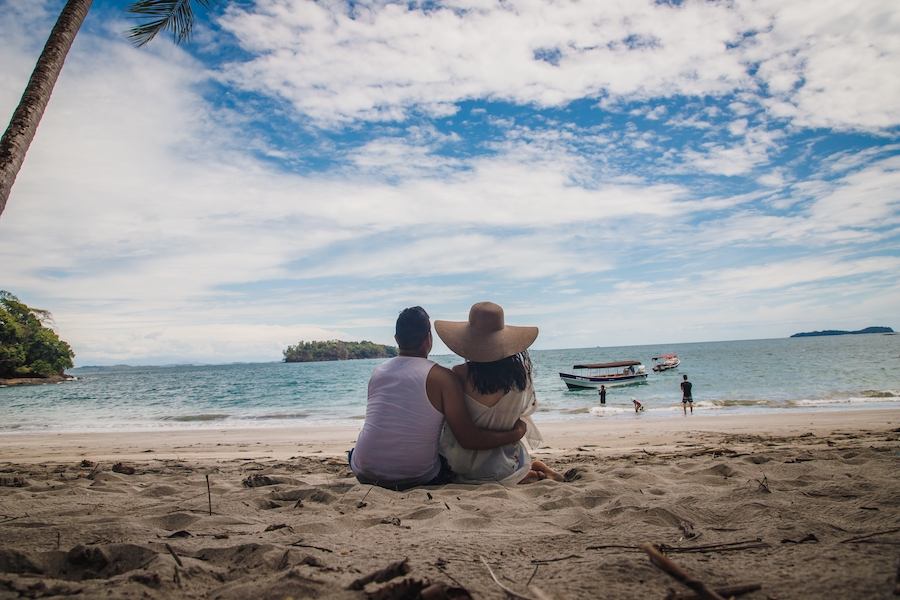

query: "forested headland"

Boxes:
[0, 291, 75, 381]
[283, 340, 398, 363]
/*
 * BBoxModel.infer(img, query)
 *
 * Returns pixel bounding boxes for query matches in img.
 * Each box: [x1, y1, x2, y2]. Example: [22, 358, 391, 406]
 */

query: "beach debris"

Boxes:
[840, 528, 900, 544]
[530, 554, 581, 564]
[357, 501, 367, 508]
[680, 522, 698, 539]
[165, 543, 183, 567]
[80, 459, 94, 468]
[347, 557, 411, 590]
[167, 530, 193, 538]
[243, 473, 280, 487]
[664, 582, 762, 600]
[381, 517, 405, 527]
[480, 555, 534, 600]
[563, 468, 581, 482]
[659, 540, 770, 554]
[206, 474, 212, 515]
[112, 463, 136, 475]
[755, 475, 771, 493]
[290, 541, 334, 553]
[0, 476, 27, 487]
[264, 523, 289, 532]
[639, 542, 726, 600]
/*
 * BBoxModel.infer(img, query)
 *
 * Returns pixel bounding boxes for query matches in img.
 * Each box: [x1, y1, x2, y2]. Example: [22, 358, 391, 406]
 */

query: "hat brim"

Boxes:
[434, 320, 538, 363]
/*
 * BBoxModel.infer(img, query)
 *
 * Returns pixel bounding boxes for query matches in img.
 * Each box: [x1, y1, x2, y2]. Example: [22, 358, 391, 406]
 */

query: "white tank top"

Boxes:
[351, 356, 444, 487]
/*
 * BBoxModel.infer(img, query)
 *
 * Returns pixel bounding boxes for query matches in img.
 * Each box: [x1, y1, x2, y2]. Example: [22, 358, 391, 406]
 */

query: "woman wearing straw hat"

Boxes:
[435, 302, 563, 485]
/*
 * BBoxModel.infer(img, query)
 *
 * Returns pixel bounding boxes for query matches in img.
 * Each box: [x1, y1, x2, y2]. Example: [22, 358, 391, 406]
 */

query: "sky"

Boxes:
[1, 0, 899, 366]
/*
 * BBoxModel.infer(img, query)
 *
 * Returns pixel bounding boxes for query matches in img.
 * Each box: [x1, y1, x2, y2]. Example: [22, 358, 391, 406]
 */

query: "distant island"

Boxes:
[790, 326, 894, 338]
[283, 340, 398, 362]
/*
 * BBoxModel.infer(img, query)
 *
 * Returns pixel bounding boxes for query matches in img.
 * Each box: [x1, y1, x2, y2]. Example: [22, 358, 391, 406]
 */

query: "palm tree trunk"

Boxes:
[0, 0, 93, 220]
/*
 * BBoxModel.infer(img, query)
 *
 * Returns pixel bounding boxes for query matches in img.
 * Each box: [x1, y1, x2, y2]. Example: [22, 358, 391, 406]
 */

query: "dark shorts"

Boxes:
[682, 396, 693, 403]
[347, 449, 452, 491]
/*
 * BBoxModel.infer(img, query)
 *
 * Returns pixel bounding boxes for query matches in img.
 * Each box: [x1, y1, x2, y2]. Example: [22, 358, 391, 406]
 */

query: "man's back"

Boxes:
[350, 356, 444, 487]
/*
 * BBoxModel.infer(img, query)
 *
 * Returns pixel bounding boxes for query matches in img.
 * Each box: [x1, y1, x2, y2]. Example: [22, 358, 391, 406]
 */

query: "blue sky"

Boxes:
[1, 0, 898, 365]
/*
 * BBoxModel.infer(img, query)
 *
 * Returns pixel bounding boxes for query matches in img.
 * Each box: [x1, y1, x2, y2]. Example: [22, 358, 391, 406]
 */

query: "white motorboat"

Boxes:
[559, 361, 648, 389]
[651, 354, 681, 372]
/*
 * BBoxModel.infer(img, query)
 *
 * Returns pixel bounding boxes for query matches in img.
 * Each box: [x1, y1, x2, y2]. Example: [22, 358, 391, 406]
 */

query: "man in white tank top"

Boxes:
[350, 307, 526, 490]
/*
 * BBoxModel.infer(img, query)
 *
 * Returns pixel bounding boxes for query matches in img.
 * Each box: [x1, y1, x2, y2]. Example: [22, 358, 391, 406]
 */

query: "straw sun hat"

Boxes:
[434, 302, 538, 363]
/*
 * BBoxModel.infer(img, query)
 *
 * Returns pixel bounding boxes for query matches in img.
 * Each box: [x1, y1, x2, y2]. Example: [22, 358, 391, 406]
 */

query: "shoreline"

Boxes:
[2, 408, 896, 464]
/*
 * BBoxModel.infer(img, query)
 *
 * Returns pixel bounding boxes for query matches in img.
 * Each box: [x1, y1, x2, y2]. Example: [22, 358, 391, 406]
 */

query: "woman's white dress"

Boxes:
[439, 382, 543, 486]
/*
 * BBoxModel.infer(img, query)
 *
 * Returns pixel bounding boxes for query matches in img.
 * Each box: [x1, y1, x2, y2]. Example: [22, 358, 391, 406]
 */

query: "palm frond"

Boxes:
[125, 0, 218, 47]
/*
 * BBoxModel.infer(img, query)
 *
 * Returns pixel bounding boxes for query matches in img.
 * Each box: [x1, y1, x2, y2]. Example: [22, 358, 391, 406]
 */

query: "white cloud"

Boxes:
[217, 0, 900, 131]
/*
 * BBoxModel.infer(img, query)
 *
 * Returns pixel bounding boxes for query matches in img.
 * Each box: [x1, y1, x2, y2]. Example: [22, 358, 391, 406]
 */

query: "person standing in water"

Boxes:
[680, 374, 693, 415]
[598, 385, 606, 405]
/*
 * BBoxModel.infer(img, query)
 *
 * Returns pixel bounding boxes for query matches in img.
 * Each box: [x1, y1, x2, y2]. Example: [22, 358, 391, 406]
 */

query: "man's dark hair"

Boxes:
[395, 306, 430, 350]
[467, 351, 532, 395]
[683, 374, 688, 380]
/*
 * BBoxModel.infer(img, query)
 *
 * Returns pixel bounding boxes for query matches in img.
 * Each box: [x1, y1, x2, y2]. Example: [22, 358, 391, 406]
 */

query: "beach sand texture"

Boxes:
[1, 410, 899, 599]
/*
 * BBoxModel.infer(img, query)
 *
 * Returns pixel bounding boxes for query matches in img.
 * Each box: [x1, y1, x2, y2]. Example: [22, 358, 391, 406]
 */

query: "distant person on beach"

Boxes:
[349, 306, 526, 491]
[632, 397, 643, 413]
[436, 302, 563, 485]
[681, 374, 693, 415]
[599, 385, 606, 405]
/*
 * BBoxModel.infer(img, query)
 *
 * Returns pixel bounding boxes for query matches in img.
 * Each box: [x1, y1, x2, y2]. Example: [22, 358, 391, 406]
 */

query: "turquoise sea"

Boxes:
[2, 334, 899, 434]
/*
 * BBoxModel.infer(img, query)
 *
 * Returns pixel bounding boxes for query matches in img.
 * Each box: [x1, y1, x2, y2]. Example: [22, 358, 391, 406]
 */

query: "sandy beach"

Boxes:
[2, 409, 899, 599]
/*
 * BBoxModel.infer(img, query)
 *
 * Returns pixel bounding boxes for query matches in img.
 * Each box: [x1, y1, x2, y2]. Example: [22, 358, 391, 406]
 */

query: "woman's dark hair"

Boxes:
[466, 351, 532, 395]
[395, 306, 430, 350]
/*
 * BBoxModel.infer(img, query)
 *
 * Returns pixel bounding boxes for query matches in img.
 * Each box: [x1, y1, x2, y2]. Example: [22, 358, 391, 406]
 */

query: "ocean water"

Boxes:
[2, 334, 899, 434]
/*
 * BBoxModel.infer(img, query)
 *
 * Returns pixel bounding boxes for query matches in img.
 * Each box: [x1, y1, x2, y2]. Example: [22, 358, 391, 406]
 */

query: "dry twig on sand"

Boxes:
[165, 543, 183, 567]
[640, 543, 726, 600]
[840, 528, 900, 544]
[480, 556, 534, 600]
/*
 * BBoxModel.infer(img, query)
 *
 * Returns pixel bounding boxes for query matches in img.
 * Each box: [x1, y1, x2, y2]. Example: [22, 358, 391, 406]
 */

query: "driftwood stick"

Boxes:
[480, 556, 535, 600]
[840, 528, 900, 544]
[346, 557, 410, 590]
[640, 543, 725, 600]
[588, 540, 768, 554]
[665, 583, 762, 600]
[531, 554, 581, 564]
[586, 544, 638, 551]
[165, 543, 183, 567]
[206, 475, 212, 515]
[290, 541, 333, 553]
[663, 541, 769, 554]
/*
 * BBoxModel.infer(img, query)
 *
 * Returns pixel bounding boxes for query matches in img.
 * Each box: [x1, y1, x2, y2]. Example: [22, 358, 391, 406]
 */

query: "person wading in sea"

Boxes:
[681, 374, 693, 415]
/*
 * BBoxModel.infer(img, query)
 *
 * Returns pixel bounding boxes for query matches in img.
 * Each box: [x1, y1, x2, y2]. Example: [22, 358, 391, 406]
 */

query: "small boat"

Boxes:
[559, 361, 648, 389]
[651, 354, 681, 372]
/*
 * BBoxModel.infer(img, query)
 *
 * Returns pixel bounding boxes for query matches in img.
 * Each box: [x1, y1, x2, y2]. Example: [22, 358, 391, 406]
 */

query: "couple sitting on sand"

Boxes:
[349, 302, 563, 490]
